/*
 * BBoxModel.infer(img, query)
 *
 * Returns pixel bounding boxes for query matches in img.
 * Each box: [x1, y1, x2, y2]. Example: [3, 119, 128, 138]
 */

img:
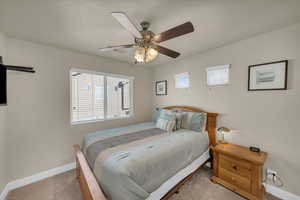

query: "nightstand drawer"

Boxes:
[219, 167, 251, 193]
[219, 154, 251, 179]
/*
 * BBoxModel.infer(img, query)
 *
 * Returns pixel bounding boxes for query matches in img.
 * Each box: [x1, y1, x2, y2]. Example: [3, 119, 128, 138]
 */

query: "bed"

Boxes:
[73, 106, 218, 200]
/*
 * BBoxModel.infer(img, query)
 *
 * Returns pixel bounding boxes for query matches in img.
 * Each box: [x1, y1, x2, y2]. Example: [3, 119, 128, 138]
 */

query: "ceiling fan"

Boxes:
[99, 12, 194, 64]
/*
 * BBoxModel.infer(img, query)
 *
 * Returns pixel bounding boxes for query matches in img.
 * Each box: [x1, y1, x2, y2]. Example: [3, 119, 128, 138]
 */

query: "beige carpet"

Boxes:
[7, 168, 280, 200]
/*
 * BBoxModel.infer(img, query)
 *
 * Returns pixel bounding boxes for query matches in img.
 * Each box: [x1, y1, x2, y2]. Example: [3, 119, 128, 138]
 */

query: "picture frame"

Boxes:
[248, 60, 288, 91]
[156, 80, 167, 96]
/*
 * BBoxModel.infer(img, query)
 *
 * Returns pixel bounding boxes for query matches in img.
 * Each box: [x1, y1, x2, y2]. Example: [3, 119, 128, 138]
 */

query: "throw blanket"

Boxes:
[83, 122, 209, 200]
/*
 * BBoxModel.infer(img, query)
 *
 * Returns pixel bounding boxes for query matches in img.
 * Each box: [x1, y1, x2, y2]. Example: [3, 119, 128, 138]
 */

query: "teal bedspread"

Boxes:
[83, 123, 209, 200]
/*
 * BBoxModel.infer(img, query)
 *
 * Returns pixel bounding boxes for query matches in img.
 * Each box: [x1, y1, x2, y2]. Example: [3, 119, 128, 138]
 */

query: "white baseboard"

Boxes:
[0, 162, 76, 200]
[0, 185, 10, 200]
[264, 183, 300, 200]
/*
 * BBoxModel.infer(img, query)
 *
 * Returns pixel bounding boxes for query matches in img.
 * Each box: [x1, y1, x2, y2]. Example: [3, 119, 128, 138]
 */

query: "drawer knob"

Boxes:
[232, 165, 237, 170]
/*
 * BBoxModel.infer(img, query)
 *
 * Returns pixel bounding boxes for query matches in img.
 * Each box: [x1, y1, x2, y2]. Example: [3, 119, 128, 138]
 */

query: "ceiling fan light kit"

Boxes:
[99, 12, 195, 64]
[134, 46, 159, 63]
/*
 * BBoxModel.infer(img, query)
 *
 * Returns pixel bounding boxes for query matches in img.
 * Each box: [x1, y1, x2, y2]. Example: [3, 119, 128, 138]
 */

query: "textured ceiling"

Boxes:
[1, 0, 300, 66]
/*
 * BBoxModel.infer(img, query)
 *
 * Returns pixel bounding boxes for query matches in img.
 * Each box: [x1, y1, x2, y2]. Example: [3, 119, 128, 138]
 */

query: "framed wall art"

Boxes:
[156, 80, 167, 95]
[248, 60, 288, 91]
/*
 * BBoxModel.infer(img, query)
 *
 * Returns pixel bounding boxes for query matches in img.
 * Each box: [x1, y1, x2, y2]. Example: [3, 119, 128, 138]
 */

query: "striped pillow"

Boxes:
[155, 108, 183, 130]
[174, 112, 184, 130]
[156, 117, 176, 132]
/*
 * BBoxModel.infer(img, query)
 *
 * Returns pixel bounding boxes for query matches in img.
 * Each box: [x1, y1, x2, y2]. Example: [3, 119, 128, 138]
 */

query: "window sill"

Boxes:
[207, 83, 229, 87]
[71, 115, 133, 125]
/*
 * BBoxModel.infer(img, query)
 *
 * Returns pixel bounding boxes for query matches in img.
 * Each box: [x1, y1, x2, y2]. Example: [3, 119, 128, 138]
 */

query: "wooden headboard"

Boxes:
[163, 106, 218, 146]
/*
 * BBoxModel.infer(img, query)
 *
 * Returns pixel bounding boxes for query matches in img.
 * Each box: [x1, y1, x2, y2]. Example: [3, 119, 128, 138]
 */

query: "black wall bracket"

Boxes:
[0, 56, 35, 73]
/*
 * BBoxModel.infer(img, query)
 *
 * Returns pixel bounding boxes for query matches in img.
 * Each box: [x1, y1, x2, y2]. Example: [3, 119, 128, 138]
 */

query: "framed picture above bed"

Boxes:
[156, 80, 167, 95]
[248, 60, 288, 91]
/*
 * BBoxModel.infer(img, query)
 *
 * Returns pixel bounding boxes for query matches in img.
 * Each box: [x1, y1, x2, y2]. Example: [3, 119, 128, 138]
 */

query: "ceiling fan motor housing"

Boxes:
[135, 30, 155, 47]
[140, 21, 150, 30]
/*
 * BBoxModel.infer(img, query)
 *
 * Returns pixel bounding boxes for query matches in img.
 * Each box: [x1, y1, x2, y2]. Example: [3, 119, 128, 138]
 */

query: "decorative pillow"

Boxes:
[155, 108, 185, 131]
[154, 108, 161, 122]
[174, 112, 184, 130]
[154, 108, 176, 122]
[181, 111, 207, 132]
[156, 115, 176, 132]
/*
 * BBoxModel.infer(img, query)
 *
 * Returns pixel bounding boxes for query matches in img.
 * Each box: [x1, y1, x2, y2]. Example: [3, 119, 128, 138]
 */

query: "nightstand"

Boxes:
[211, 143, 267, 200]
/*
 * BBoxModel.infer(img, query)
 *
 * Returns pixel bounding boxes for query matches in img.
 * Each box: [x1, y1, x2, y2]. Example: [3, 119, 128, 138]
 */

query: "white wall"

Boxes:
[153, 23, 300, 195]
[0, 32, 8, 192]
[3, 37, 153, 183]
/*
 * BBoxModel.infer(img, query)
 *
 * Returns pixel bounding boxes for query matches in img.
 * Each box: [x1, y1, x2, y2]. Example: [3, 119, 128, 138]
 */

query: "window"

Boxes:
[71, 69, 133, 124]
[206, 64, 230, 86]
[175, 72, 189, 88]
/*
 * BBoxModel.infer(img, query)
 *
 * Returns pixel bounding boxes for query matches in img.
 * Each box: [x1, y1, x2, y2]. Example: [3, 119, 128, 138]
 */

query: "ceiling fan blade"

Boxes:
[111, 12, 142, 38]
[153, 22, 194, 43]
[153, 45, 180, 58]
[98, 44, 135, 51]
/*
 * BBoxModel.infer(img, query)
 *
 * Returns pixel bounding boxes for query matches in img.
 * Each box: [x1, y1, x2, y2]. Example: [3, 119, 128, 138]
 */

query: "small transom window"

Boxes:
[206, 64, 230, 86]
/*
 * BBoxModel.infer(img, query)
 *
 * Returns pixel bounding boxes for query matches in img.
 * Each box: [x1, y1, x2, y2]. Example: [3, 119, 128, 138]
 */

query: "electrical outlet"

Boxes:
[266, 169, 277, 181]
[267, 169, 277, 176]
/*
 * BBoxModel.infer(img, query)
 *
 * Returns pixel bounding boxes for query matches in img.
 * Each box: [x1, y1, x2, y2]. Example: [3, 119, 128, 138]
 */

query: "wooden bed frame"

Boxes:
[73, 106, 218, 200]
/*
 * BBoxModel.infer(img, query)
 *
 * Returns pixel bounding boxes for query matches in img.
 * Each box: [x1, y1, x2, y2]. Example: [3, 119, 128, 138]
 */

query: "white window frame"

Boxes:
[70, 68, 134, 125]
[206, 64, 230, 86]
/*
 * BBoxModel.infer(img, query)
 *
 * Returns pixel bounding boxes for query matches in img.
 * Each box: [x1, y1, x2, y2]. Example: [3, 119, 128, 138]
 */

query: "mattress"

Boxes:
[82, 122, 209, 200]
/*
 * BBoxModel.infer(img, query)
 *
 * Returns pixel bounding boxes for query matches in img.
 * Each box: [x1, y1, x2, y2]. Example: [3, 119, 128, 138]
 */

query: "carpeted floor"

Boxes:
[7, 167, 280, 200]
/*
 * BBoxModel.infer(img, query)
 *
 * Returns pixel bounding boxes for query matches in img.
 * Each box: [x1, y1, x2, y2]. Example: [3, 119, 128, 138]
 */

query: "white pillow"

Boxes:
[156, 118, 176, 132]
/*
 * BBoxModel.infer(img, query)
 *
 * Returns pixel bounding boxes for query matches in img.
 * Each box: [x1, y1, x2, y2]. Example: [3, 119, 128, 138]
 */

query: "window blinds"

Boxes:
[206, 64, 230, 86]
[71, 70, 132, 123]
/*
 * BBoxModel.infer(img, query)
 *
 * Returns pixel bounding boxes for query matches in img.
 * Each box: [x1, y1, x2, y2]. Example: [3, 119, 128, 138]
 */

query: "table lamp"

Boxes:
[217, 127, 231, 144]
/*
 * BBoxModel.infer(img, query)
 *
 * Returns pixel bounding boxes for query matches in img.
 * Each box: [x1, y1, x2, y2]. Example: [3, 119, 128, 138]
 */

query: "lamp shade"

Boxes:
[217, 127, 231, 133]
[217, 127, 231, 144]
